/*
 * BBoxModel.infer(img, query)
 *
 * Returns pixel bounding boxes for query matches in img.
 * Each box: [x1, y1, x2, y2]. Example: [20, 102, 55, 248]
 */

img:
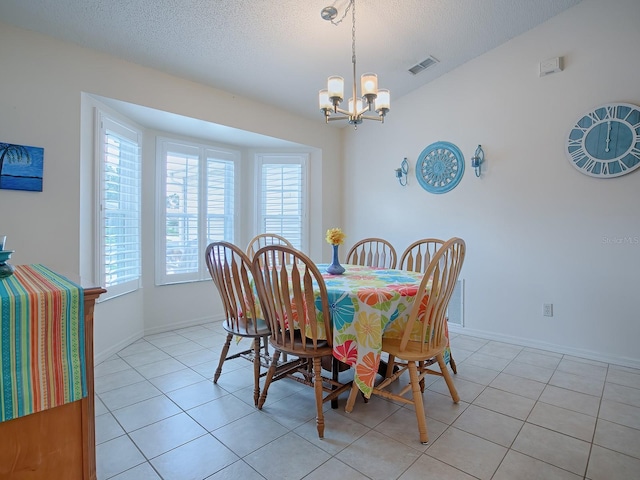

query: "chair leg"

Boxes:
[418, 360, 425, 392]
[408, 361, 429, 444]
[449, 354, 457, 374]
[257, 350, 281, 409]
[313, 357, 325, 438]
[344, 382, 360, 413]
[214, 333, 233, 383]
[252, 337, 261, 406]
[437, 354, 460, 403]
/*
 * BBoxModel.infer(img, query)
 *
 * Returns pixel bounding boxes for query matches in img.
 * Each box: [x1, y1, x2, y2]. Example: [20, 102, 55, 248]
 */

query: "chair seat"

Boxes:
[222, 317, 271, 337]
[382, 337, 447, 362]
[269, 335, 333, 359]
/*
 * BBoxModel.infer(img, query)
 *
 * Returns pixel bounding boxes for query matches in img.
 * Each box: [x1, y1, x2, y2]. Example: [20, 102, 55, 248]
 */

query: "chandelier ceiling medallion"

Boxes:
[318, 0, 390, 128]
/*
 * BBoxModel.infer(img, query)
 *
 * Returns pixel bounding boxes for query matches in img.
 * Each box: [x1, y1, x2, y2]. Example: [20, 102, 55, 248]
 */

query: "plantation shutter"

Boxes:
[258, 156, 307, 250]
[99, 114, 142, 298]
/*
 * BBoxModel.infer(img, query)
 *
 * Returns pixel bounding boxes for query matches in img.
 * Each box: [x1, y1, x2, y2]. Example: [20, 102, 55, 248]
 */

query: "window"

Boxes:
[157, 138, 238, 285]
[96, 112, 142, 299]
[256, 154, 308, 251]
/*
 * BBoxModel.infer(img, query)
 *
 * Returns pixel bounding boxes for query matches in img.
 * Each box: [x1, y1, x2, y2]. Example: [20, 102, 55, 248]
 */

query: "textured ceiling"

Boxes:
[0, 0, 582, 124]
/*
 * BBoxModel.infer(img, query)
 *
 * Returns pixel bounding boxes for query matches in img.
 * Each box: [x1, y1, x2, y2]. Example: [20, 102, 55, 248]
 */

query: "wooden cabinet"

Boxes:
[0, 286, 105, 480]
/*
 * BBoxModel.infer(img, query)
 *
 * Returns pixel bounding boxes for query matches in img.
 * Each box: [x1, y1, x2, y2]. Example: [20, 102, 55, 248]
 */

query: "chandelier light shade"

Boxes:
[328, 76, 344, 103]
[318, 0, 390, 127]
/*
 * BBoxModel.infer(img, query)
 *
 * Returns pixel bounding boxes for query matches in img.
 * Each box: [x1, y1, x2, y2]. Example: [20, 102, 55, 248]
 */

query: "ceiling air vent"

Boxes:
[408, 56, 439, 75]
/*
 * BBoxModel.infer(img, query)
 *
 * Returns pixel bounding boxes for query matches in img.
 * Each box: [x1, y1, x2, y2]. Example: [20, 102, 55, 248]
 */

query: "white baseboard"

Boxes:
[142, 314, 223, 336]
[94, 331, 144, 365]
[94, 314, 226, 364]
[448, 324, 640, 370]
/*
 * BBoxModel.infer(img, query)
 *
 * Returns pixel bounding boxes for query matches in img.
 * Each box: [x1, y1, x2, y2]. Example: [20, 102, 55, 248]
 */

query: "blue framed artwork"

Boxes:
[0, 142, 44, 192]
[415, 141, 465, 194]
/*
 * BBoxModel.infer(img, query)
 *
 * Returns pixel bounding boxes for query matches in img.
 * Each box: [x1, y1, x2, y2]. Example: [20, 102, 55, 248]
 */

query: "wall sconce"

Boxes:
[395, 157, 409, 186]
[470, 145, 484, 177]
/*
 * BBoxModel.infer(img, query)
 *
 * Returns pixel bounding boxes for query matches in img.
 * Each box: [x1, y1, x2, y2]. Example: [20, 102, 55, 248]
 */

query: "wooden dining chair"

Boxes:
[399, 238, 445, 274]
[204, 241, 271, 406]
[399, 238, 458, 374]
[251, 245, 352, 438]
[345, 237, 466, 444]
[345, 237, 397, 268]
[246, 233, 293, 259]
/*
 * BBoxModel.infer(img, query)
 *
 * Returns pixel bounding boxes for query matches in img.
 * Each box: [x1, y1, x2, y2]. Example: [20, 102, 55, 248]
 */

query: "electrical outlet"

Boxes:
[543, 303, 553, 317]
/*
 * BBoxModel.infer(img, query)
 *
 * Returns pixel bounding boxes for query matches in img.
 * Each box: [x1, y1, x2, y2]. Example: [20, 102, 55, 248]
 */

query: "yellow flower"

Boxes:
[326, 227, 346, 246]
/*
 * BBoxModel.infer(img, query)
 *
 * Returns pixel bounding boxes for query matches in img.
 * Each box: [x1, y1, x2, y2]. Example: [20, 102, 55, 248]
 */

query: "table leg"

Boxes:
[331, 358, 341, 409]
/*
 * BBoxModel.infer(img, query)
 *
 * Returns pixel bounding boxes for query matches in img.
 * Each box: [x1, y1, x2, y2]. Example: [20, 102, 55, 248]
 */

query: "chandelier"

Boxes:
[318, 0, 390, 127]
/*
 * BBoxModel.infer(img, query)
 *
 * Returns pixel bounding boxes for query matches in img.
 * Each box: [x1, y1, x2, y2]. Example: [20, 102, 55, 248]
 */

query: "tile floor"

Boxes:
[94, 322, 640, 479]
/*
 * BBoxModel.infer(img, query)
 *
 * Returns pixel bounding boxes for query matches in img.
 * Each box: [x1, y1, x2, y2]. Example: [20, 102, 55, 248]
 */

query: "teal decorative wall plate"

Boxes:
[416, 141, 465, 194]
[566, 103, 640, 178]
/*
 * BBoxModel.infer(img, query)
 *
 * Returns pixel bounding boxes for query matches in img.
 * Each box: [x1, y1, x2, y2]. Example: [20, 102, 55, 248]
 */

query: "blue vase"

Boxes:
[326, 244, 345, 275]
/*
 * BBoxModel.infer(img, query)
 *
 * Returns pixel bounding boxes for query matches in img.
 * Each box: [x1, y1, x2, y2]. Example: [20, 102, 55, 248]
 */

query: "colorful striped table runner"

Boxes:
[0, 264, 85, 422]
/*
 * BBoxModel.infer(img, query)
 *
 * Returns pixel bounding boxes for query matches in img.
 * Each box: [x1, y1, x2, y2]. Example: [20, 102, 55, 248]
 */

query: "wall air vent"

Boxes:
[408, 56, 439, 75]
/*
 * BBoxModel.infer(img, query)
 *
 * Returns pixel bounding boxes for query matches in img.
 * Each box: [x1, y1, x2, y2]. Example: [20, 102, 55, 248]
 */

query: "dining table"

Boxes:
[318, 264, 452, 399]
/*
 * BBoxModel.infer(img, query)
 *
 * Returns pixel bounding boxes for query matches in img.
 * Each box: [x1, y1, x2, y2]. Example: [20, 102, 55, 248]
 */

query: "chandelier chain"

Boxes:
[351, 0, 356, 65]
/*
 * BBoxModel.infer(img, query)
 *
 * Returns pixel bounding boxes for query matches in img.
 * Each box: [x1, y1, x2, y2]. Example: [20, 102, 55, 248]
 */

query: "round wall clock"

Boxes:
[415, 141, 465, 194]
[566, 102, 640, 178]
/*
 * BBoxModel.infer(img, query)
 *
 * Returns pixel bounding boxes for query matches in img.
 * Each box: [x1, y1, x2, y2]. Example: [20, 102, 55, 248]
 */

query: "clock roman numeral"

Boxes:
[567, 138, 582, 148]
[586, 111, 601, 124]
[569, 147, 586, 163]
[573, 122, 590, 135]
[621, 152, 640, 169]
[583, 158, 600, 173]
[621, 106, 637, 121]
[604, 105, 617, 120]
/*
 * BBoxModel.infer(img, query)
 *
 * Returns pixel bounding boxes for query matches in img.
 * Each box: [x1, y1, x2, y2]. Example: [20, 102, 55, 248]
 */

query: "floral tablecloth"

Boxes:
[321, 264, 451, 398]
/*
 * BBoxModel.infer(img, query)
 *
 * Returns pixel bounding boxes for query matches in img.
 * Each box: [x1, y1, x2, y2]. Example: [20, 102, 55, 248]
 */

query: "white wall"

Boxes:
[0, 23, 342, 361]
[342, 0, 640, 367]
[2, 0, 638, 368]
